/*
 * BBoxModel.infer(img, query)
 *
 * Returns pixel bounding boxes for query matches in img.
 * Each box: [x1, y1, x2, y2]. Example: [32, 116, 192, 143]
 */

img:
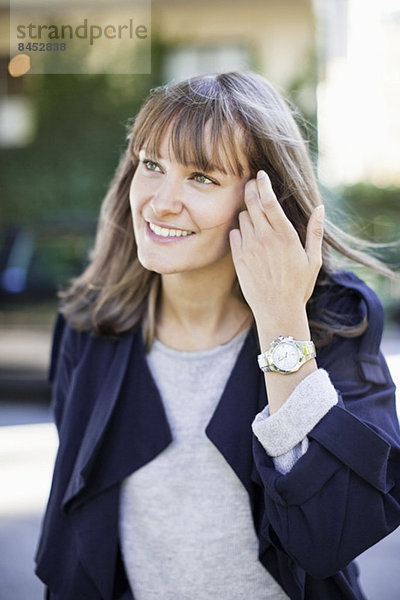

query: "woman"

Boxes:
[35, 72, 400, 599]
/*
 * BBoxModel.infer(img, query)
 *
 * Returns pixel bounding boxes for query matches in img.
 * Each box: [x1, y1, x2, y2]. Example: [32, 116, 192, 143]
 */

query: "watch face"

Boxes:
[272, 342, 300, 371]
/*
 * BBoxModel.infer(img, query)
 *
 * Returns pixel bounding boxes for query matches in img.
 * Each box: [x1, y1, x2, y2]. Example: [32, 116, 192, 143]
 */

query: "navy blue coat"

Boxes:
[35, 271, 400, 599]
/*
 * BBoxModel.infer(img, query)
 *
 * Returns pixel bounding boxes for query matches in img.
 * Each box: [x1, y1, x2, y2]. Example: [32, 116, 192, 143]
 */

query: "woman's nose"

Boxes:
[150, 175, 184, 217]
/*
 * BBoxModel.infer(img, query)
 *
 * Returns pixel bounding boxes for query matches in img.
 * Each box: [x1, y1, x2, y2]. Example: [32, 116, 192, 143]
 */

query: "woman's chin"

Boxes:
[137, 253, 182, 275]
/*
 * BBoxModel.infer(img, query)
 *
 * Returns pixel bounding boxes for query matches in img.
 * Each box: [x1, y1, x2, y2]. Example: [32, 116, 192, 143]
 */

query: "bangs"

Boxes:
[130, 87, 254, 177]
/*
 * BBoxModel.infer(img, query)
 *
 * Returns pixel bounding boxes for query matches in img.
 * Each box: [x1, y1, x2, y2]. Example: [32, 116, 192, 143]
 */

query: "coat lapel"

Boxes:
[206, 328, 266, 494]
[61, 330, 173, 599]
[62, 330, 173, 511]
[62, 326, 266, 513]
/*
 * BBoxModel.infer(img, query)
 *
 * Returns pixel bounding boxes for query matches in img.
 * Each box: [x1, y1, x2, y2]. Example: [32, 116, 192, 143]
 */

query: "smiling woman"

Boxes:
[35, 72, 400, 600]
[130, 129, 250, 281]
[57, 72, 393, 345]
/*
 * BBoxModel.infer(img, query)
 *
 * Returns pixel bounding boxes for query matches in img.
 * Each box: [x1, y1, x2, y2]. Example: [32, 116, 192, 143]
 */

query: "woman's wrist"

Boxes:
[253, 306, 316, 415]
[254, 305, 311, 351]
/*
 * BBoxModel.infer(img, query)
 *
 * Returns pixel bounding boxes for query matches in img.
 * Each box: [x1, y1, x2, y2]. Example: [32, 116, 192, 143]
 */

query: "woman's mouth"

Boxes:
[148, 222, 195, 238]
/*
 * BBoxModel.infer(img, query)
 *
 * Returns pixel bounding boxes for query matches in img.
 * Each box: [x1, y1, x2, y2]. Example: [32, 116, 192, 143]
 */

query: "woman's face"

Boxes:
[130, 128, 252, 276]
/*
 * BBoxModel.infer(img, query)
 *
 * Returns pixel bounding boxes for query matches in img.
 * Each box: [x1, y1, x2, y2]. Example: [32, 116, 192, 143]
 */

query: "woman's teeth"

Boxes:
[149, 222, 194, 237]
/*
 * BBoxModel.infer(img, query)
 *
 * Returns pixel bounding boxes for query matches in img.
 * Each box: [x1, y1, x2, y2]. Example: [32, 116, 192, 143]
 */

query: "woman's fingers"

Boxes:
[230, 184, 325, 316]
[244, 171, 293, 234]
[229, 227, 242, 258]
[229, 210, 253, 254]
[238, 209, 255, 237]
[242, 179, 264, 230]
[255, 170, 288, 228]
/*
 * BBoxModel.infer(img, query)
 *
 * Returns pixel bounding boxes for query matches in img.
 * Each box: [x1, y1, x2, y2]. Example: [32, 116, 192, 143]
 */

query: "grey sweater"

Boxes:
[119, 330, 337, 599]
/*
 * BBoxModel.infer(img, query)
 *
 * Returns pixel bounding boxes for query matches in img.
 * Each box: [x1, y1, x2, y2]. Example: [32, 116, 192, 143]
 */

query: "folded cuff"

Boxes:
[252, 369, 338, 457]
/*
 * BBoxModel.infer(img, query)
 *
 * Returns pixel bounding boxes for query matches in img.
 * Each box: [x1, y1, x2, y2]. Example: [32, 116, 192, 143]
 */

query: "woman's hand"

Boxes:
[229, 170, 324, 338]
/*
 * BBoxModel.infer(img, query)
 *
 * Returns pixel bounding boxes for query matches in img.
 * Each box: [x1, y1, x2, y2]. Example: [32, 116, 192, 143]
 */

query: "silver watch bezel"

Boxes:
[257, 336, 316, 374]
[271, 339, 302, 372]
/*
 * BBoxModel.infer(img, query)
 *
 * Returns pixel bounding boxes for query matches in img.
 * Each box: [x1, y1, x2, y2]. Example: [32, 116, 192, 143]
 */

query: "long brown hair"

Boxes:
[59, 71, 394, 347]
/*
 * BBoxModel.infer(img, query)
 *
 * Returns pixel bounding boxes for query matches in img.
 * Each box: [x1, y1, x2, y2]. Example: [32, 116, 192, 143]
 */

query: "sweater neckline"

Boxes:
[150, 327, 251, 360]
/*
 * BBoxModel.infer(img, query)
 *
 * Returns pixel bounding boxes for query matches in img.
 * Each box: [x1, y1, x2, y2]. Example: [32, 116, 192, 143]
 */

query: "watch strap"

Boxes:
[257, 336, 316, 374]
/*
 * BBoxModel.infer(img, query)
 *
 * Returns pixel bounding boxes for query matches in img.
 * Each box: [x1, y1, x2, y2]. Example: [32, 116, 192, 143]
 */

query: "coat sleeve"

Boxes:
[253, 280, 400, 579]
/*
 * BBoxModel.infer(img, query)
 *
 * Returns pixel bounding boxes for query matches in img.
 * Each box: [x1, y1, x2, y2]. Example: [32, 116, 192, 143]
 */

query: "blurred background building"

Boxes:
[315, 0, 400, 186]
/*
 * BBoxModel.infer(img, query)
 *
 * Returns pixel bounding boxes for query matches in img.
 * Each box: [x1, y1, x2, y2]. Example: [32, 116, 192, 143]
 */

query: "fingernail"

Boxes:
[257, 170, 267, 179]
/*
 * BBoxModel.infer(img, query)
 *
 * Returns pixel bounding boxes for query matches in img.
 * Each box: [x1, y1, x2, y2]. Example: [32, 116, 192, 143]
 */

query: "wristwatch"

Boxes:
[257, 336, 316, 374]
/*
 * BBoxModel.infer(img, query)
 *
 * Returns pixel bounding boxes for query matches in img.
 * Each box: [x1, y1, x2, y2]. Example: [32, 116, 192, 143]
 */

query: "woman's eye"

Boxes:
[143, 159, 162, 173]
[193, 173, 215, 185]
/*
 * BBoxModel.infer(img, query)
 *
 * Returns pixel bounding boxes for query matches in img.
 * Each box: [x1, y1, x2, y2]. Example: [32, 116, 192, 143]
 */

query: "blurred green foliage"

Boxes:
[0, 42, 166, 302]
[331, 183, 400, 322]
[339, 182, 399, 241]
[338, 182, 400, 266]
[0, 40, 166, 226]
[287, 48, 319, 162]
